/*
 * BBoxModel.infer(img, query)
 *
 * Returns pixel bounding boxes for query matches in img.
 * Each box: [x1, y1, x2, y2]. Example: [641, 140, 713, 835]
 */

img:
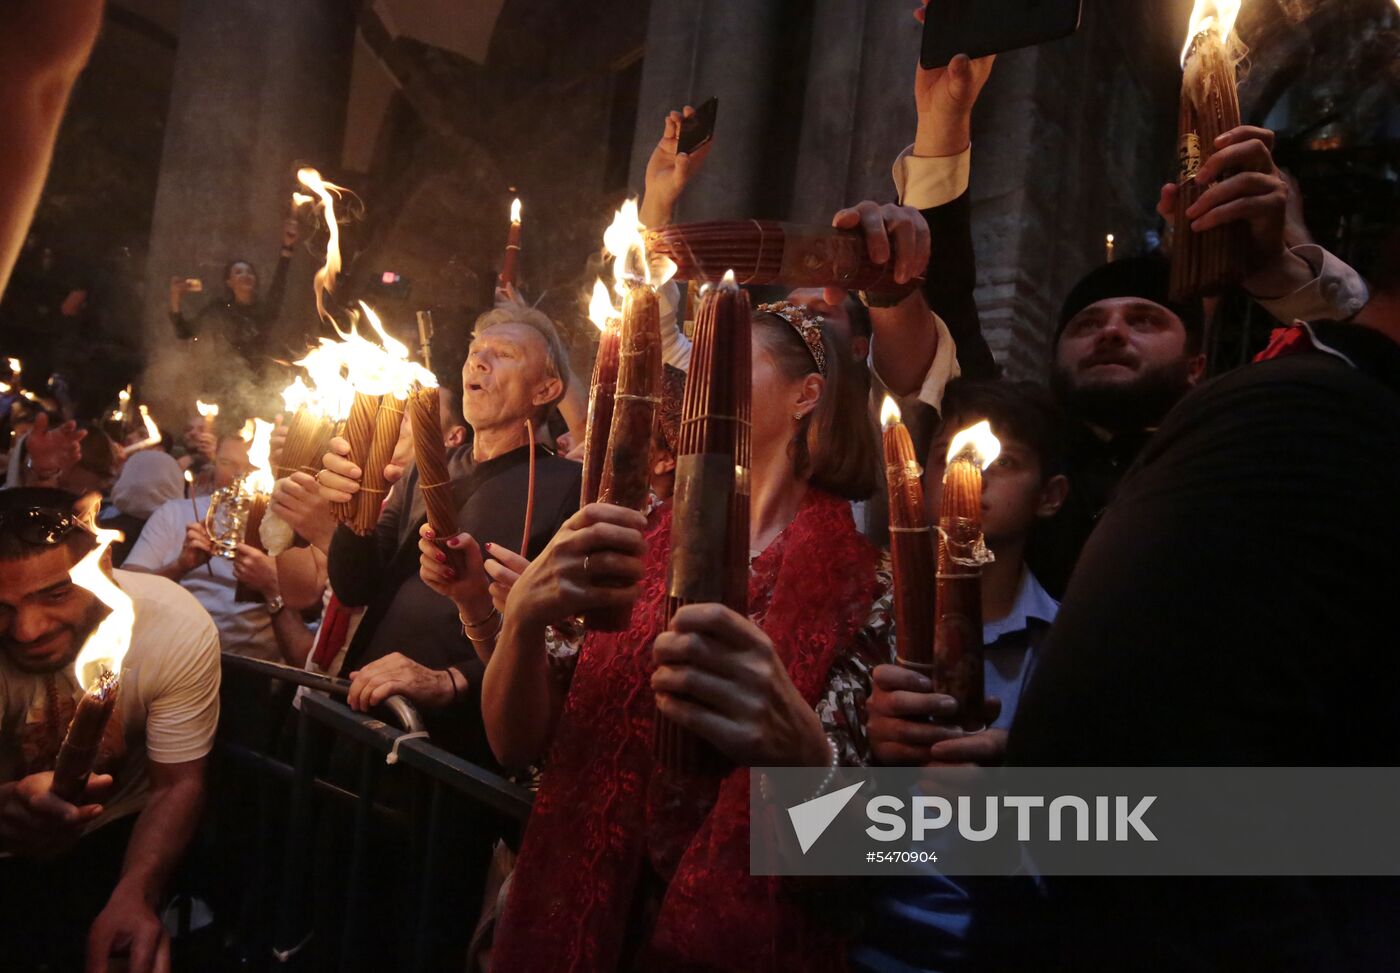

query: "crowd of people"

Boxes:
[0, 1, 1397, 971]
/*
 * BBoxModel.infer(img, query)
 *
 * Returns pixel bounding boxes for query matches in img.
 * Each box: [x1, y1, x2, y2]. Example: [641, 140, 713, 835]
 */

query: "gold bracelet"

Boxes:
[465, 610, 504, 644]
[459, 604, 496, 628]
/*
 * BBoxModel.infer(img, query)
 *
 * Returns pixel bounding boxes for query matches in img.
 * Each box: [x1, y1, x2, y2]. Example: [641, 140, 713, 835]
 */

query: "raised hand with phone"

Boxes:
[639, 101, 717, 229]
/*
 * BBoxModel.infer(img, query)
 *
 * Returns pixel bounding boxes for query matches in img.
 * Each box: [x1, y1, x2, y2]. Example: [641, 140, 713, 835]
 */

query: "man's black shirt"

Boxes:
[329, 443, 580, 760]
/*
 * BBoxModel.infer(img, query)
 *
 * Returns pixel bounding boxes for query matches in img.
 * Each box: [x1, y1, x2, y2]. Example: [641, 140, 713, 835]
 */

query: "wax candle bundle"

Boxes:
[1170, 8, 1248, 299]
[587, 284, 663, 632]
[644, 221, 922, 295]
[354, 393, 408, 536]
[409, 386, 465, 572]
[655, 275, 751, 773]
[882, 398, 936, 674]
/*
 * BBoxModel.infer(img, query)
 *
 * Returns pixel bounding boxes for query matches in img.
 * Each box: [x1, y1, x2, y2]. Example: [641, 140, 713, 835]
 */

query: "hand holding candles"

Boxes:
[934, 420, 999, 730]
[882, 397, 936, 674]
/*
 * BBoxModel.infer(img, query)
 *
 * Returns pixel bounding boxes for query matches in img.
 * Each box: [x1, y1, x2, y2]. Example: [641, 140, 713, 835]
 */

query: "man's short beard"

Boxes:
[1051, 357, 1195, 433]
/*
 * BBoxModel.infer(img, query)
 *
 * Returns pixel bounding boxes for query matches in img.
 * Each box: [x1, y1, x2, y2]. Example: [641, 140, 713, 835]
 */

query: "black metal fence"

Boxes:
[194, 653, 532, 972]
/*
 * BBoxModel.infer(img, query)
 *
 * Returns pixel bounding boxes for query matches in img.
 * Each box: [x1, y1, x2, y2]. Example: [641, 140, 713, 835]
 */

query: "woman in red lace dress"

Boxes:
[479, 302, 892, 972]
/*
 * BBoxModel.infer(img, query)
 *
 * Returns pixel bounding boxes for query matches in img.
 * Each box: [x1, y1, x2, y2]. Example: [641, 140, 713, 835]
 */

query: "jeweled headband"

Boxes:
[756, 300, 827, 376]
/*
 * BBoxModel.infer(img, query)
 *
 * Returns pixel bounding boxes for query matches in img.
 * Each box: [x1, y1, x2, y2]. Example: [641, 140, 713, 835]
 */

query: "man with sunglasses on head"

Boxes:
[0, 488, 220, 973]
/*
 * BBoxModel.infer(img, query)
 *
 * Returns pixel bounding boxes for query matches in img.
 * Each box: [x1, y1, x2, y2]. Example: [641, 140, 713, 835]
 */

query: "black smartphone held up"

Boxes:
[920, 0, 1082, 69]
[677, 97, 719, 156]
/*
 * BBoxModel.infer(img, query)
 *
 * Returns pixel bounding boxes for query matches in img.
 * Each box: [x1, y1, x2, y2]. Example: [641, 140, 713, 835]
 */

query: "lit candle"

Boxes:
[581, 280, 622, 507]
[1105, 233, 1116, 264]
[934, 420, 1000, 730]
[882, 397, 936, 674]
[51, 527, 133, 803]
[500, 197, 523, 287]
[585, 200, 673, 632]
[196, 399, 219, 437]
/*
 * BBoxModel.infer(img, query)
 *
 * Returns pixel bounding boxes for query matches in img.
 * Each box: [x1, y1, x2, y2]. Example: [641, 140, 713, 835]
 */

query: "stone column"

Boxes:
[628, 0, 788, 221]
[141, 0, 356, 389]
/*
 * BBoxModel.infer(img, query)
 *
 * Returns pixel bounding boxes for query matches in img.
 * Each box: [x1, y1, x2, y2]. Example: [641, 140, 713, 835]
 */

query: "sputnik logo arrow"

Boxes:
[787, 780, 865, 854]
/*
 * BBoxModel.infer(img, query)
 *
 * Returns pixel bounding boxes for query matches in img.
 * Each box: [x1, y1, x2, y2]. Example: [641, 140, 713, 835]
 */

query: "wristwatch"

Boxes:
[266, 594, 286, 615]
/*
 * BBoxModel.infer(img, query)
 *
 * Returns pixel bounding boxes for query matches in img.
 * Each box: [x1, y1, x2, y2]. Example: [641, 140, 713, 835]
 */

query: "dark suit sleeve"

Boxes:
[259, 251, 292, 329]
[327, 479, 405, 607]
[923, 192, 997, 381]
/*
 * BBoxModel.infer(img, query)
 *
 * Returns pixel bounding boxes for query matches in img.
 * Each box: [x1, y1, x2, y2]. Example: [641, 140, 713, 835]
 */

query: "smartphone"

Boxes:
[920, 0, 1082, 68]
[677, 97, 719, 156]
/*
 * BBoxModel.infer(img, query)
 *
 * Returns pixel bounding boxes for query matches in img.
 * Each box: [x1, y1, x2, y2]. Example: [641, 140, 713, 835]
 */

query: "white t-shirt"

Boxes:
[0, 569, 221, 828]
[124, 495, 279, 661]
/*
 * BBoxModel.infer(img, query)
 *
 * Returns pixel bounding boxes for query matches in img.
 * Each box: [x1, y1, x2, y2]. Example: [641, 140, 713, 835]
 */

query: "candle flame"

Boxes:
[244, 418, 275, 495]
[1106, 234, 1115, 244]
[721, 269, 737, 287]
[291, 191, 313, 209]
[239, 420, 255, 443]
[588, 279, 619, 333]
[1181, 0, 1242, 65]
[946, 420, 1001, 471]
[297, 166, 353, 326]
[69, 526, 135, 691]
[602, 198, 677, 297]
[128, 404, 161, 450]
[880, 395, 902, 428]
[0, 382, 11, 394]
[281, 375, 315, 413]
[510, 197, 522, 224]
[7, 357, 20, 375]
[196, 400, 219, 419]
[118, 386, 131, 406]
[184, 469, 194, 485]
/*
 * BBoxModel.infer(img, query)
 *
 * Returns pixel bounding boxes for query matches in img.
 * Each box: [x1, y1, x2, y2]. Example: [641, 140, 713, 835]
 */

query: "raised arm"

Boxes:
[0, 0, 104, 295]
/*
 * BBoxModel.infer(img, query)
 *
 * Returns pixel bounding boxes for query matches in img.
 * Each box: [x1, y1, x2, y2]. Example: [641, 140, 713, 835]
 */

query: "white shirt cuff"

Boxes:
[891, 145, 971, 211]
[1254, 244, 1370, 325]
[870, 312, 961, 414]
[657, 281, 692, 371]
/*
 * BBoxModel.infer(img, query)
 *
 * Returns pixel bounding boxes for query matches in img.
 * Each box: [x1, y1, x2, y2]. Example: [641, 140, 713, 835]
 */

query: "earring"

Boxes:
[793, 411, 803, 421]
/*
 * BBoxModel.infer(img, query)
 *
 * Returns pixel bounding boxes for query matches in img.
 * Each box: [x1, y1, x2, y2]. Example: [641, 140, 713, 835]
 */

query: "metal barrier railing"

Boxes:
[211, 652, 533, 972]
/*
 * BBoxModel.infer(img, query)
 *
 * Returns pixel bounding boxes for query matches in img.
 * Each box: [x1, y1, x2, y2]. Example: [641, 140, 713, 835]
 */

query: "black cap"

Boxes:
[1057, 256, 1204, 350]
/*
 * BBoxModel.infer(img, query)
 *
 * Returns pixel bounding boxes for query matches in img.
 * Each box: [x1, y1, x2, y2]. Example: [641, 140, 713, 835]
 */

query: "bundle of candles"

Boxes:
[51, 527, 133, 804]
[407, 385, 464, 571]
[582, 201, 673, 632]
[881, 398, 936, 675]
[643, 220, 923, 295]
[581, 281, 622, 507]
[275, 376, 340, 482]
[885, 412, 1001, 728]
[655, 273, 752, 773]
[932, 421, 1000, 730]
[319, 307, 434, 536]
[1170, 0, 1248, 300]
